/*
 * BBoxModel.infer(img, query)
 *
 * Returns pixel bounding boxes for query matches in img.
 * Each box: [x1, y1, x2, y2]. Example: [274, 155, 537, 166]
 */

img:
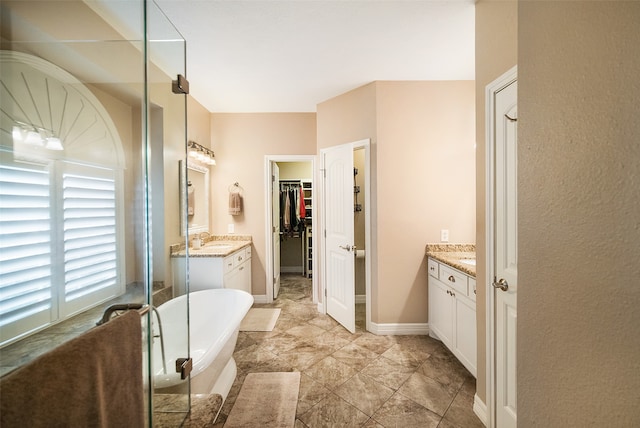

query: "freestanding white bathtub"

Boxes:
[152, 289, 253, 398]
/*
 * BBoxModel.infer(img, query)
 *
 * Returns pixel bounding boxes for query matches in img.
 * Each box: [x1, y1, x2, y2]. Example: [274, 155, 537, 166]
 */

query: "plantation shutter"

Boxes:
[0, 159, 53, 345]
[61, 163, 120, 317]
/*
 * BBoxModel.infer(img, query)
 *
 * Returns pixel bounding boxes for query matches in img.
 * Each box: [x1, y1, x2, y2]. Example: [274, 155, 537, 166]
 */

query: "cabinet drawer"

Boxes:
[468, 277, 476, 301]
[223, 254, 235, 274]
[232, 248, 247, 269]
[427, 259, 439, 278]
[439, 264, 468, 295]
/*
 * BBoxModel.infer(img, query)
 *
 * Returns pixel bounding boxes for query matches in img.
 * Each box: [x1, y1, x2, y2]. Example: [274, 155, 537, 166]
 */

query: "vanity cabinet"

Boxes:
[172, 245, 252, 295]
[428, 257, 477, 377]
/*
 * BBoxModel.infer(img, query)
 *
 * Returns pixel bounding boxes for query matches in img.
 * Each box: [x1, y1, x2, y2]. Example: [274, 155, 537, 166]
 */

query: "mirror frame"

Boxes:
[180, 160, 210, 237]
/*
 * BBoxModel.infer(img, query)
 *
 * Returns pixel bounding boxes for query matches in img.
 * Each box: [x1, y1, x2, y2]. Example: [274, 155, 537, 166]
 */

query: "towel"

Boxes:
[0, 310, 144, 428]
[229, 192, 242, 215]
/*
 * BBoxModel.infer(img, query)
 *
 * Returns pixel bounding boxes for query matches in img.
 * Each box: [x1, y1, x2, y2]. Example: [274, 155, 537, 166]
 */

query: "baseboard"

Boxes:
[280, 267, 303, 274]
[368, 322, 429, 336]
[252, 294, 269, 304]
[473, 394, 488, 426]
[355, 294, 366, 304]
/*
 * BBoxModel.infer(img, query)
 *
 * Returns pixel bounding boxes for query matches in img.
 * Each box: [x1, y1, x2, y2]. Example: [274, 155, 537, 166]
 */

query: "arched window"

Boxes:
[0, 51, 126, 346]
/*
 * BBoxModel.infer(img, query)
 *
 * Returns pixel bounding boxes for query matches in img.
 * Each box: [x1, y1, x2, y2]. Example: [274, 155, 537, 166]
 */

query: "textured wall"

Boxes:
[518, 2, 640, 425]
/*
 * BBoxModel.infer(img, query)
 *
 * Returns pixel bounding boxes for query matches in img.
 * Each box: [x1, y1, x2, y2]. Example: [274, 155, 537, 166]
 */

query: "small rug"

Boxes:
[239, 308, 281, 332]
[224, 372, 300, 428]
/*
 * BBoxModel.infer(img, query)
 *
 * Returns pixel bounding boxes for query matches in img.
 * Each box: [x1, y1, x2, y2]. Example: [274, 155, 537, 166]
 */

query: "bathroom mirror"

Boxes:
[180, 160, 210, 236]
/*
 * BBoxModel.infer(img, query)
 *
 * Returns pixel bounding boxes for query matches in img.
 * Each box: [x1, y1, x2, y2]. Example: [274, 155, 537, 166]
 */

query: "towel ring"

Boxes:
[228, 182, 243, 193]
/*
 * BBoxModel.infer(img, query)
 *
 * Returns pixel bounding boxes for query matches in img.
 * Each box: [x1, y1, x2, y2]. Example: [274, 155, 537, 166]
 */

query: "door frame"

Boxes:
[320, 139, 372, 332]
[484, 65, 517, 428]
[264, 155, 317, 304]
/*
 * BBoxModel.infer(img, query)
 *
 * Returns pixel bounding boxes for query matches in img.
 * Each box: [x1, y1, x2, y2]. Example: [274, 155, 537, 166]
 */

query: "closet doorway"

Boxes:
[264, 155, 317, 304]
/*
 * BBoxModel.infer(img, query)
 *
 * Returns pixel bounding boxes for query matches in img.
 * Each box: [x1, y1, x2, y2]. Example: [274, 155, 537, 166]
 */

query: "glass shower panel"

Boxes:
[147, 1, 190, 425]
[0, 0, 164, 426]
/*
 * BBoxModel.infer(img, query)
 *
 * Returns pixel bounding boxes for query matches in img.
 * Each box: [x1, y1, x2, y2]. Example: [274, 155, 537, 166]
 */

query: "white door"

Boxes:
[272, 163, 281, 299]
[494, 79, 518, 428]
[323, 144, 356, 333]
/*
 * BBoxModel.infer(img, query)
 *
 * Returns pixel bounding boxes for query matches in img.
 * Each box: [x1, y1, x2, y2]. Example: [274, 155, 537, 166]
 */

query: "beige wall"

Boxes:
[210, 113, 317, 295]
[375, 81, 475, 324]
[475, 0, 518, 404]
[317, 81, 475, 325]
[316, 83, 379, 309]
[518, 2, 640, 425]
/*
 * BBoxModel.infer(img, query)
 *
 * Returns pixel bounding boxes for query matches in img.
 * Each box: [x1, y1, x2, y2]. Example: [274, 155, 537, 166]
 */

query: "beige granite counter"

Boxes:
[170, 235, 252, 258]
[426, 243, 476, 277]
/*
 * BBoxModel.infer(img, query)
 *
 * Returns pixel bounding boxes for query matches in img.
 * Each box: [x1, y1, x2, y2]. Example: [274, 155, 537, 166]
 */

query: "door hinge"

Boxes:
[171, 74, 189, 95]
[272, 174, 275, 182]
[324, 230, 326, 238]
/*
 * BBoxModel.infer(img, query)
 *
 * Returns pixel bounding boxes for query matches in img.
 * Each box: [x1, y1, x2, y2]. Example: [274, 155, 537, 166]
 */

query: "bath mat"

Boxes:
[240, 308, 281, 332]
[224, 372, 300, 428]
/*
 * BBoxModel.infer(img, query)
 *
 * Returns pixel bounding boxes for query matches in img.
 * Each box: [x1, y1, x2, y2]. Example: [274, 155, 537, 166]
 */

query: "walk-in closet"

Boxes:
[277, 162, 313, 279]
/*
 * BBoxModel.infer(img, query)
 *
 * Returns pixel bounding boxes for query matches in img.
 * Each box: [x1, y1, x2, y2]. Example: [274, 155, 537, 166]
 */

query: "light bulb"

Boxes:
[45, 137, 64, 151]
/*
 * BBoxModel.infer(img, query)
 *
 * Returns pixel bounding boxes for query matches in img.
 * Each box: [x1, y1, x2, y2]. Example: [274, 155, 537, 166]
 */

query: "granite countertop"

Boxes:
[426, 243, 476, 277]
[170, 235, 252, 258]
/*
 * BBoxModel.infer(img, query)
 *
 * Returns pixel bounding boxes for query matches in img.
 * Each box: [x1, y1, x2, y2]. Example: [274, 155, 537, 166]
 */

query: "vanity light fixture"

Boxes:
[187, 140, 216, 166]
[12, 122, 64, 151]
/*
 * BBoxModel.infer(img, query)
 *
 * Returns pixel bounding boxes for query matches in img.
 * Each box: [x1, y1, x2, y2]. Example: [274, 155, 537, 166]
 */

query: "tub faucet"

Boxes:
[97, 303, 148, 326]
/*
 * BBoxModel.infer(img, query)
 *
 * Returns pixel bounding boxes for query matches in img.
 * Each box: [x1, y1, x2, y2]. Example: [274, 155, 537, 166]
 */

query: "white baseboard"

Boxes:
[368, 322, 429, 336]
[355, 294, 366, 304]
[473, 394, 488, 426]
[252, 294, 269, 304]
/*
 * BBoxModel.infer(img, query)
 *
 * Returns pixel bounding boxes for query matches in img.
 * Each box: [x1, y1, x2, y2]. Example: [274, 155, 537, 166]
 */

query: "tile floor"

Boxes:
[215, 274, 484, 428]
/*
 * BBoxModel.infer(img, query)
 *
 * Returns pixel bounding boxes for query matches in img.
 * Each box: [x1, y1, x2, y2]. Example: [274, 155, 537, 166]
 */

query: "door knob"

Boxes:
[339, 244, 355, 252]
[492, 278, 509, 291]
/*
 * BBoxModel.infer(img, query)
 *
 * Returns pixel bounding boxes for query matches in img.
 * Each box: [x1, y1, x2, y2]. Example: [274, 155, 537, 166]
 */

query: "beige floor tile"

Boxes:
[334, 373, 395, 416]
[304, 355, 358, 389]
[331, 342, 380, 370]
[298, 393, 370, 428]
[285, 323, 327, 339]
[371, 392, 441, 428]
[353, 332, 398, 354]
[397, 372, 457, 416]
[360, 356, 415, 390]
[296, 373, 333, 417]
[441, 390, 485, 428]
[381, 343, 432, 369]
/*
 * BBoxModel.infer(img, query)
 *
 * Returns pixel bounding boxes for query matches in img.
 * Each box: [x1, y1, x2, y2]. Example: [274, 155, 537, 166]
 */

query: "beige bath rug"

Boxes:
[224, 372, 300, 428]
[239, 308, 281, 332]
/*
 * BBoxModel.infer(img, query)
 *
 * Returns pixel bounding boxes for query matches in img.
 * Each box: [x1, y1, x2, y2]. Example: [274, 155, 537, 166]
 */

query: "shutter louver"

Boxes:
[63, 173, 118, 302]
[0, 163, 52, 343]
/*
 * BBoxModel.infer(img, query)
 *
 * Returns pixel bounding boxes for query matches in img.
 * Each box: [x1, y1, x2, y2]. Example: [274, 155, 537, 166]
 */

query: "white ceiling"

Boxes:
[153, 0, 476, 112]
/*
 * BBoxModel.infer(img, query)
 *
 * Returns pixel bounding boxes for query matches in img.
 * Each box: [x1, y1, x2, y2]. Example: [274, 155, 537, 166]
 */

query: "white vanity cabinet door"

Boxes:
[428, 257, 477, 377]
[454, 292, 477, 375]
[429, 276, 454, 349]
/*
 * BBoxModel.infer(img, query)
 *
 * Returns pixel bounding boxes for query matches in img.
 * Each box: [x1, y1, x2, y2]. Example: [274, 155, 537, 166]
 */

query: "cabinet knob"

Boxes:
[448, 275, 455, 283]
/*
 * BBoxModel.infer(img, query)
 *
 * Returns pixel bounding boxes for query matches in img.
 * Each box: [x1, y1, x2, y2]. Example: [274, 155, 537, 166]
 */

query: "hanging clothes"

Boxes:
[299, 186, 306, 219]
[283, 190, 291, 231]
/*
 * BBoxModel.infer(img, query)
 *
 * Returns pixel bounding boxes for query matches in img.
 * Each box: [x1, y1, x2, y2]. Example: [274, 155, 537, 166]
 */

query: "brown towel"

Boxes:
[229, 192, 242, 215]
[0, 310, 144, 428]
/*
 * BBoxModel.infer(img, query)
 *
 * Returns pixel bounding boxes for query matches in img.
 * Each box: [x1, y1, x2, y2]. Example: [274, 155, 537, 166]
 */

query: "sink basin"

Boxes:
[193, 244, 233, 252]
[459, 259, 476, 266]
[208, 243, 233, 248]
